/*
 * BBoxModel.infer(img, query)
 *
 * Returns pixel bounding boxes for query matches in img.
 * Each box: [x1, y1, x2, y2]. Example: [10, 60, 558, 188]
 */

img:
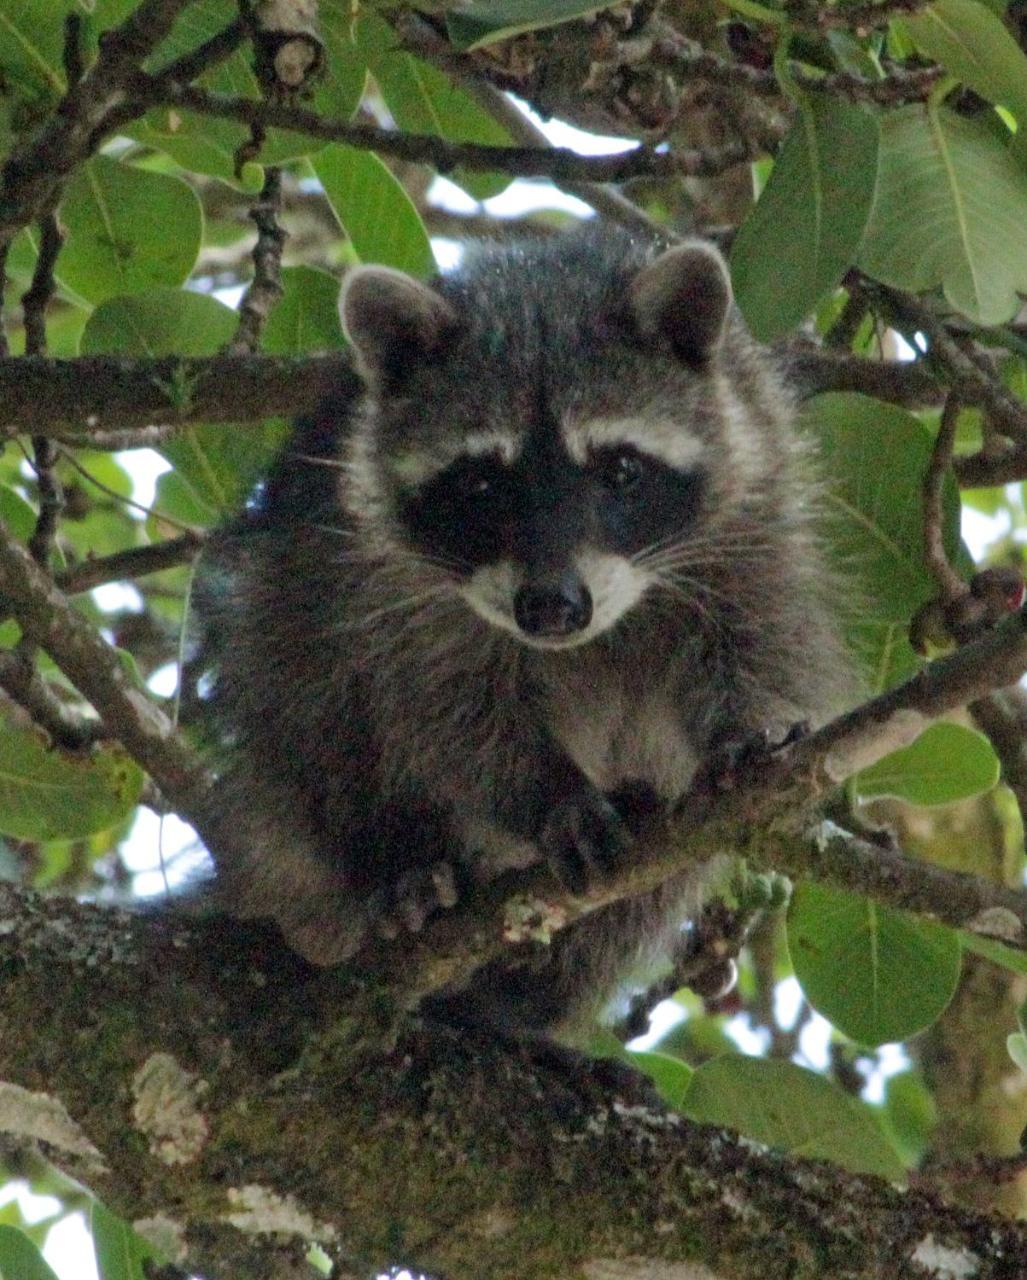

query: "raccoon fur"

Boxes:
[192, 225, 849, 1036]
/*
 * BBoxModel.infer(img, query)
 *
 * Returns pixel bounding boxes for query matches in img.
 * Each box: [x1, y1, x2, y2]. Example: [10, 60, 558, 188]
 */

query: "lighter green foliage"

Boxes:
[788, 883, 963, 1046]
[731, 97, 878, 340]
[859, 106, 1027, 324]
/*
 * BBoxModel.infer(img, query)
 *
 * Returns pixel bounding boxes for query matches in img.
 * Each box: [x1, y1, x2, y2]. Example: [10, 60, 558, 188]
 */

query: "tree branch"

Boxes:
[0, 880, 1024, 1280]
[0, 0, 195, 247]
[129, 75, 763, 181]
[0, 353, 355, 436]
[55, 533, 206, 596]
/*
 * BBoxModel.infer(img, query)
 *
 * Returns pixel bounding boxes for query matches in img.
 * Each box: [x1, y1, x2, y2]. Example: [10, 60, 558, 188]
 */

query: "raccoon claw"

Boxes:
[541, 792, 631, 894]
[378, 860, 460, 938]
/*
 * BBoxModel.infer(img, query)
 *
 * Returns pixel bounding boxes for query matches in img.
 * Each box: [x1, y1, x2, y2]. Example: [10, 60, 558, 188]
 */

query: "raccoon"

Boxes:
[192, 225, 848, 1035]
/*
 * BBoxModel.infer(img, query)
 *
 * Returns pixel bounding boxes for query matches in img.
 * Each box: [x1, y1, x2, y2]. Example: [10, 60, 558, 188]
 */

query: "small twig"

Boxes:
[55, 448, 198, 534]
[955, 446, 1027, 488]
[151, 16, 248, 84]
[915, 1150, 1027, 1190]
[0, 241, 10, 358]
[922, 394, 966, 604]
[779, 340, 944, 408]
[56, 533, 206, 596]
[128, 75, 762, 183]
[649, 23, 941, 106]
[782, 0, 928, 30]
[873, 283, 1027, 445]
[226, 168, 286, 354]
[969, 688, 1027, 830]
[62, 12, 85, 89]
[396, 13, 665, 237]
[824, 287, 871, 351]
[22, 213, 66, 570]
[0, 651, 102, 751]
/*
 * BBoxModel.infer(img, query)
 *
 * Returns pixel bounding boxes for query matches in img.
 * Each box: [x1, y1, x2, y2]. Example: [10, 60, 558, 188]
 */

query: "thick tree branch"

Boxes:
[0, 348, 953, 440]
[0, 353, 355, 436]
[0, 880, 1024, 1280]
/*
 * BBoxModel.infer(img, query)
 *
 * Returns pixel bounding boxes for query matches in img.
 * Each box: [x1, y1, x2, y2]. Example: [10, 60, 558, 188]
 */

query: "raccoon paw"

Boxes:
[540, 791, 631, 895]
[377, 860, 461, 939]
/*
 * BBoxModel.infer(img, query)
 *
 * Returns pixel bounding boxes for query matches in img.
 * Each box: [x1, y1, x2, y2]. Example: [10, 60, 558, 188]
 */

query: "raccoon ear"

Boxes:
[628, 242, 732, 364]
[340, 265, 458, 386]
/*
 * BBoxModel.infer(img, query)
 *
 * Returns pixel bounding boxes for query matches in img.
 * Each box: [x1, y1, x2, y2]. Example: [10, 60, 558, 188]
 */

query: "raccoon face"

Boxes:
[394, 431, 707, 649]
[341, 234, 733, 650]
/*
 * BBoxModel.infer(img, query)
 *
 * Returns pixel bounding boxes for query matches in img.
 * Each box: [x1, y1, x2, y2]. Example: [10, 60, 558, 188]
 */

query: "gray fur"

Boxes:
[192, 225, 850, 1037]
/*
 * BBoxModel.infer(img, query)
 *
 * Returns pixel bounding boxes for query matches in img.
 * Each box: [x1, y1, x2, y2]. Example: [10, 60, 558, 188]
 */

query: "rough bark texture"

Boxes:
[2, 882, 1026, 1280]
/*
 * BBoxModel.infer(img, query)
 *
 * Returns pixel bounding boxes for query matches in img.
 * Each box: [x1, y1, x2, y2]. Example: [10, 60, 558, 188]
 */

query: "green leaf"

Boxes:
[788, 882, 962, 1046]
[0, 0, 73, 98]
[0, 482, 37, 541]
[731, 97, 879, 341]
[0, 716, 143, 841]
[262, 266, 345, 355]
[0, 1226, 61, 1280]
[58, 157, 203, 305]
[901, 0, 1027, 159]
[682, 1056, 906, 1181]
[80, 288, 238, 358]
[91, 1201, 155, 1280]
[624, 1049, 694, 1109]
[858, 105, 1027, 325]
[854, 722, 1000, 806]
[313, 146, 434, 277]
[801, 392, 963, 690]
[879, 1069, 938, 1167]
[447, 0, 622, 50]
[358, 13, 512, 199]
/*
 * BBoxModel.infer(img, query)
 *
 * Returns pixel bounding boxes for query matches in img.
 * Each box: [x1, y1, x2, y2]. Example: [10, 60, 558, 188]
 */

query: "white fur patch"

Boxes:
[563, 415, 705, 472]
[460, 551, 650, 650]
[389, 430, 520, 489]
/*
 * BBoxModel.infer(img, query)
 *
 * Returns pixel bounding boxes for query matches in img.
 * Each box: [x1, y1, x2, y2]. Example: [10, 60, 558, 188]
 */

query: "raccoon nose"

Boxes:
[514, 574, 593, 638]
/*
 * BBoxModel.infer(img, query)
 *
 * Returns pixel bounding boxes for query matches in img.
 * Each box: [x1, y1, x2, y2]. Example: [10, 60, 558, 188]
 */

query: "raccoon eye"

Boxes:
[600, 450, 644, 494]
[448, 459, 499, 500]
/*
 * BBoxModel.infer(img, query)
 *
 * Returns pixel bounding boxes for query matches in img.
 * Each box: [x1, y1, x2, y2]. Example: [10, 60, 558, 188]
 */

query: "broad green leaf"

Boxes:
[447, 0, 622, 49]
[81, 288, 237, 358]
[314, 146, 434, 277]
[854, 722, 999, 806]
[0, 1226, 60, 1280]
[901, 0, 1027, 158]
[858, 105, 1027, 325]
[788, 882, 962, 1046]
[682, 1056, 905, 1181]
[127, 0, 366, 182]
[625, 1049, 693, 1109]
[731, 97, 878, 341]
[0, 1, 73, 98]
[82, 288, 284, 516]
[358, 13, 511, 199]
[91, 1201, 155, 1280]
[262, 266, 345, 355]
[58, 157, 203, 305]
[0, 482, 36, 541]
[879, 1070, 937, 1167]
[0, 715, 143, 841]
[801, 392, 963, 690]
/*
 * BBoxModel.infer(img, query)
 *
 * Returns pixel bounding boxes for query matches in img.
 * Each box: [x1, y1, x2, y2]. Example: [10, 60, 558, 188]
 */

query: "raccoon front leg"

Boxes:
[496, 740, 632, 895]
